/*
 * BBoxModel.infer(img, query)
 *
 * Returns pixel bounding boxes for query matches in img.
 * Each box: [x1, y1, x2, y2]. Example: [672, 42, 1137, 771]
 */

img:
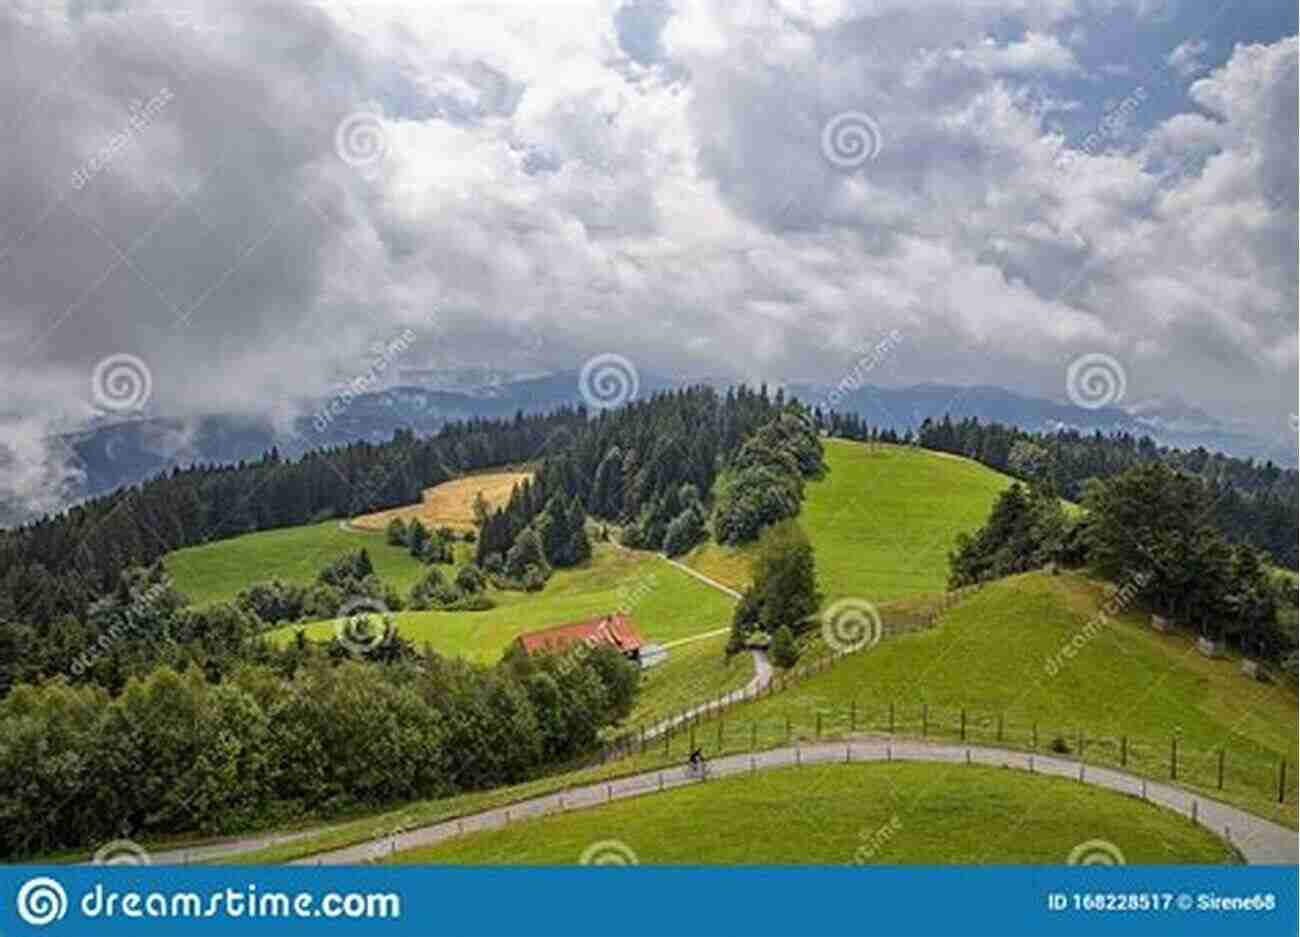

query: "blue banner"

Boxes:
[0, 866, 1294, 936]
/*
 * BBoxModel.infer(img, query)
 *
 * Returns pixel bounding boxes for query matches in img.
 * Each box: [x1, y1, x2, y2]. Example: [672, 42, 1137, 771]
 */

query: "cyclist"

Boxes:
[687, 747, 705, 776]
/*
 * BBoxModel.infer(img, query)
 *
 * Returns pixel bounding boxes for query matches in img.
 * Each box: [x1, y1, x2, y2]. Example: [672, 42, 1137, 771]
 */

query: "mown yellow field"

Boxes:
[352, 471, 533, 532]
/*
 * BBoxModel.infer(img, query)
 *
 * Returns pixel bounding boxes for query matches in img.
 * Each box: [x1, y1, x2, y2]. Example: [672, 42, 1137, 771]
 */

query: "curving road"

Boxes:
[292, 739, 1299, 866]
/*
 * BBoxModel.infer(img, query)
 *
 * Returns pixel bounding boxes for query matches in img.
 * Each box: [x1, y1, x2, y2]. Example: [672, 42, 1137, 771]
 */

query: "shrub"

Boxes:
[1048, 735, 1071, 754]
[770, 625, 799, 668]
[454, 565, 486, 594]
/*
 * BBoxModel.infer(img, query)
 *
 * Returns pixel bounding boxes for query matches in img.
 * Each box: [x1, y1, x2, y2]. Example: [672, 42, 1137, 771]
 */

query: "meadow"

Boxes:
[165, 521, 436, 607]
[390, 763, 1234, 865]
[685, 440, 1014, 601]
[270, 544, 737, 660]
[709, 570, 1300, 825]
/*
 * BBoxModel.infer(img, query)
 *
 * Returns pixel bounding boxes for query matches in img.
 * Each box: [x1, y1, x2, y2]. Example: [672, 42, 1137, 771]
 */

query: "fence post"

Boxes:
[717, 717, 724, 751]
[997, 714, 1003, 743]
[1078, 729, 1085, 759]
[1170, 736, 1178, 781]
[1280, 757, 1288, 805]
[851, 699, 857, 732]
[889, 702, 895, 736]
[816, 712, 822, 739]
[1217, 749, 1224, 790]
[785, 715, 791, 744]
[750, 722, 757, 752]
[960, 708, 966, 742]
[664, 729, 670, 756]
[640, 726, 645, 754]
[1120, 735, 1127, 767]
[922, 704, 928, 737]
[690, 725, 696, 753]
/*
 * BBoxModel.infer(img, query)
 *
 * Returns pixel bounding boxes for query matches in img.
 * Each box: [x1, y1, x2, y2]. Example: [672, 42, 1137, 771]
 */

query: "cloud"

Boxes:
[1167, 38, 1209, 77]
[0, 0, 1294, 519]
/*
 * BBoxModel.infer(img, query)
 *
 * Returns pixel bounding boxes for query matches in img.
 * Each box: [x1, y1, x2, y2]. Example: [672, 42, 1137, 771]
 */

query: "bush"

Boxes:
[1048, 735, 1071, 754]
[385, 518, 408, 547]
[770, 625, 799, 668]
[663, 506, 705, 557]
[455, 565, 486, 594]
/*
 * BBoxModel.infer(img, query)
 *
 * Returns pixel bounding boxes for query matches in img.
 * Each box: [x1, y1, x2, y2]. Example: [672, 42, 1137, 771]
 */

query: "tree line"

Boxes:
[0, 562, 639, 859]
[0, 410, 591, 644]
[948, 464, 1296, 669]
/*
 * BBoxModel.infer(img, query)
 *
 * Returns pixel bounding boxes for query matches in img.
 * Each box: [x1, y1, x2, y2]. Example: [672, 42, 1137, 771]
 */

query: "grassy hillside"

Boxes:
[721, 570, 1299, 825]
[390, 763, 1233, 865]
[685, 440, 1015, 602]
[622, 634, 753, 730]
[271, 544, 737, 662]
[165, 521, 437, 607]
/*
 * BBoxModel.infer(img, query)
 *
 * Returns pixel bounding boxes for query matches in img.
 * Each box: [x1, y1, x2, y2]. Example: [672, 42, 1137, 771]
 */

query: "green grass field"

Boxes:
[685, 440, 1015, 602]
[270, 544, 737, 661]
[714, 570, 1299, 825]
[623, 634, 753, 730]
[164, 521, 438, 607]
[389, 763, 1234, 864]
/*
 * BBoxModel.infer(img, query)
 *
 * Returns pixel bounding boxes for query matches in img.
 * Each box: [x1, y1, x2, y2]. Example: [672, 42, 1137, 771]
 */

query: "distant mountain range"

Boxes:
[22, 371, 1295, 528]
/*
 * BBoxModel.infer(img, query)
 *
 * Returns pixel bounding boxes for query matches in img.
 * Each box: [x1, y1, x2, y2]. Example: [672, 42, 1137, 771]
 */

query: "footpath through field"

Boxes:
[292, 740, 1298, 866]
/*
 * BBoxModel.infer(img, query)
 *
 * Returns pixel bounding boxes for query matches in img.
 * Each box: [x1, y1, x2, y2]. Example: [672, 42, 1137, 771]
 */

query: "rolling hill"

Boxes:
[389, 763, 1233, 865]
[685, 439, 1016, 602]
[721, 570, 1299, 826]
[165, 520, 437, 607]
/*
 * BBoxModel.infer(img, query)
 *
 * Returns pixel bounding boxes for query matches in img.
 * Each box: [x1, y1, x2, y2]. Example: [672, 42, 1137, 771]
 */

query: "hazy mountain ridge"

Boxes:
[7, 375, 1291, 529]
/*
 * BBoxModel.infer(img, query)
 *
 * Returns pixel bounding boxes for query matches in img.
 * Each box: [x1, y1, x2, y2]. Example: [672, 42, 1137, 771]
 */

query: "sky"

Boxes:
[0, 0, 1296, 514]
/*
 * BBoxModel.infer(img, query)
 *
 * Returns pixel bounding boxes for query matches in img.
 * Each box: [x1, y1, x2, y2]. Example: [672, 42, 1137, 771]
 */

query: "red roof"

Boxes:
[517, 614, 645, 656]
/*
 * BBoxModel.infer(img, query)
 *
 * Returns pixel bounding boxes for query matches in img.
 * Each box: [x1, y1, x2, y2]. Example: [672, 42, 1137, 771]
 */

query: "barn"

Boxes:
[514, 613, 646, 662]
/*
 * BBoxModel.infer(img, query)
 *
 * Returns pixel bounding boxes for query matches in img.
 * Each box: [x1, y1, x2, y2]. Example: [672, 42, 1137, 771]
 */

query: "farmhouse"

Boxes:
[514, 614, 646, 662]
